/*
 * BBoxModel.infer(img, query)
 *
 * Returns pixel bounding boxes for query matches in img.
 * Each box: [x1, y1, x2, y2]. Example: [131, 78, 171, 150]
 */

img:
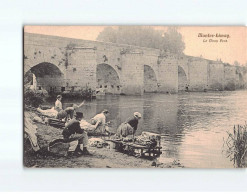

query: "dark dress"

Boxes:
[116, 117, 139, 137]
[126, 117, 139, 131]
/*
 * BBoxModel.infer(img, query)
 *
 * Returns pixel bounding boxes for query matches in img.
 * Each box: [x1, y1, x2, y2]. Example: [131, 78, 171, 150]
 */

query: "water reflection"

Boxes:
[61, 91, 247, 168]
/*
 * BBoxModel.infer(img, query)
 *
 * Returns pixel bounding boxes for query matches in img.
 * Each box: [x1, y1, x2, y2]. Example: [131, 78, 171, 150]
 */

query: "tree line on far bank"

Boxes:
[97, 26, 185, 55]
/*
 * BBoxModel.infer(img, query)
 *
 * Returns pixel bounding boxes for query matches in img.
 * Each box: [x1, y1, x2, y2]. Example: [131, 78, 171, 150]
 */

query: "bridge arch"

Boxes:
[24, 62, 65, 93]
[143, 65, 158, 93]
[178, 65, 188, 91]
[96, 63, 121, 94]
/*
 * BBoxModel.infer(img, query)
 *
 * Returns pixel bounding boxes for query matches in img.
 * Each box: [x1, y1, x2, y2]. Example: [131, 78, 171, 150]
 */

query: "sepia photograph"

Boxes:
[23, 26, 247, 168]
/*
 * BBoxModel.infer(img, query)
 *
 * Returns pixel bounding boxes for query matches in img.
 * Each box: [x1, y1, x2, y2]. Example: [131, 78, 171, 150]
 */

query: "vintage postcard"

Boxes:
[23, 26, 247, 168]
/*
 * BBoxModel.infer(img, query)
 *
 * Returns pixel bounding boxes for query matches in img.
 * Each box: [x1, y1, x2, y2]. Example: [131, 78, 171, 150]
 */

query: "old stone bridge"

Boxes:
[24, 33, 247, 95]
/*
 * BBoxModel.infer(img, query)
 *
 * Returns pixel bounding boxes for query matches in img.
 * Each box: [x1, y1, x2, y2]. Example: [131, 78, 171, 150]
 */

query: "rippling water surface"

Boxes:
[61, 91, 247, 168]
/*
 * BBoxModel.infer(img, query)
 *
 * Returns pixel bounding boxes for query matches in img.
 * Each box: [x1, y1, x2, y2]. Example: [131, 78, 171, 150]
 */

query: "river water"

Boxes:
[61, 90, 247, 168]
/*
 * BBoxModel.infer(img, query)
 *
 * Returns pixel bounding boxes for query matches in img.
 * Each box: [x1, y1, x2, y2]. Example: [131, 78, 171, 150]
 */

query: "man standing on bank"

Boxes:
[62, 112, 90, 156]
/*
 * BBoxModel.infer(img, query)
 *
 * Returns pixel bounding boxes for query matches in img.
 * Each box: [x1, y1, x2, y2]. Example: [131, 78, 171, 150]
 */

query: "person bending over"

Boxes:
[91, 109, 110, 134]
[116, 112, 142, 139]
[62, 112, 90, 156]
[56, 101, 85, 121]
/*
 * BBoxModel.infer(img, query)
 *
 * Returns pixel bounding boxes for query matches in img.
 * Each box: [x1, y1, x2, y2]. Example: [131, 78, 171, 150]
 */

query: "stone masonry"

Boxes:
[24, 33, 247, 95]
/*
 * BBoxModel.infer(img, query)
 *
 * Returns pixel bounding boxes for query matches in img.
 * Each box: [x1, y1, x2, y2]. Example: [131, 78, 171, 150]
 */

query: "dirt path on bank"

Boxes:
[26, 146, 184, 168]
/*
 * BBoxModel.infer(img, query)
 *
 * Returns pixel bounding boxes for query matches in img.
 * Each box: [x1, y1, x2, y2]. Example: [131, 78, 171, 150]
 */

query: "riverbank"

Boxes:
[24, 111, 184, 168]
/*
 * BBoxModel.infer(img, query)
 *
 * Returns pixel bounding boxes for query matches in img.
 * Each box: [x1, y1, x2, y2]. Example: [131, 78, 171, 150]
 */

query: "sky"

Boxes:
[25, 26, 247, 65]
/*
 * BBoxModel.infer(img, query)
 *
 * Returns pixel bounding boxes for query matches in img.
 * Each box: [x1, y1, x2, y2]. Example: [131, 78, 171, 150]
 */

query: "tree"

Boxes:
[97, 27, 117, 43]
[161, 27, 185, 55]
[234, 61, 240, 66]
[96, 26, 185, 55]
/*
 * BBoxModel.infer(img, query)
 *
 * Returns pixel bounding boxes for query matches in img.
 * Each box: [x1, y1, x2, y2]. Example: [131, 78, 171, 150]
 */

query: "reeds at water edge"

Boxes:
[223, 124, 247, 168]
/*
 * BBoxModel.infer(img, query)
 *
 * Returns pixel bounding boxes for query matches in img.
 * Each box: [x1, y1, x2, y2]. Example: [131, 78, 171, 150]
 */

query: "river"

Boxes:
[60, 90, 247, 168]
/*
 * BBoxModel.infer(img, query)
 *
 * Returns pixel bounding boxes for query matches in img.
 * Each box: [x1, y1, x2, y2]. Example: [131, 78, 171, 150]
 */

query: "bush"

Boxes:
[24, 88, 47, 108]
[80, 87, 95, 100]
[61, 87, 96, 100]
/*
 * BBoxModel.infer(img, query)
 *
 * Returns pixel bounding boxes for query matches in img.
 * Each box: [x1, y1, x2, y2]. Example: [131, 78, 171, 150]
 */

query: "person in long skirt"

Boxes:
[116, 112, 142, 139]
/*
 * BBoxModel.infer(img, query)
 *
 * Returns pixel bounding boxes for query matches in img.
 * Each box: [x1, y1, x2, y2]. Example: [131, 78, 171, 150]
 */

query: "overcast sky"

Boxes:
[25, 26, 247, 65]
